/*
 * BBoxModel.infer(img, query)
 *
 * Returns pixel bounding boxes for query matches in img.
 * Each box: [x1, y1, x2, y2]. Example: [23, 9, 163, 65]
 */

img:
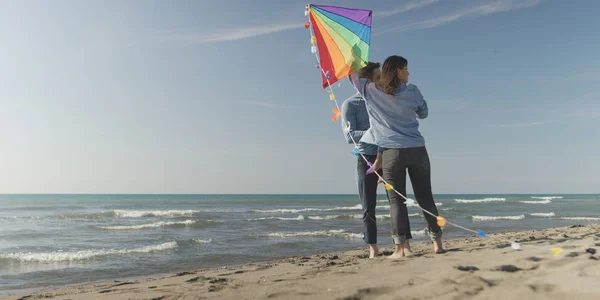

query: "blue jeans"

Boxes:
[356, 155, 379, 244]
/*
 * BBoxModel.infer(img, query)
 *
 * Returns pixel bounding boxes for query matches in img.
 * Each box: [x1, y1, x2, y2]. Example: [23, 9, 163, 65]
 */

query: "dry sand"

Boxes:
[5, 224, 600, 300]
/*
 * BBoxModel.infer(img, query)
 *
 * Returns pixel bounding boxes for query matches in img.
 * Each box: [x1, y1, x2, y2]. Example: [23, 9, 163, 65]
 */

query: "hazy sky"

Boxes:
[1, 0, 599, 194]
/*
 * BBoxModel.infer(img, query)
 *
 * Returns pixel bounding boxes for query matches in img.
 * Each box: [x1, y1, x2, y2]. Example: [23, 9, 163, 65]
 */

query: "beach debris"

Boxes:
[511, 242, 521, 250]
[99, 289, 113, 294]
[495, 265, 521, 272]
[111, 281, 137, 287]
[566, 252, 579, 257]
[186, 277, 201, 283]
[570, 224, 584, 228]
[530, 236, 536, 240]
[174, 271, 195, 277]
[551, 248, 563, 256]
[586, 248, 596, 255]
[527, 256, 543, 262]
[477, 229, 487, 238]
[436, 216, 447, 227]
[456, 265, 479, 272]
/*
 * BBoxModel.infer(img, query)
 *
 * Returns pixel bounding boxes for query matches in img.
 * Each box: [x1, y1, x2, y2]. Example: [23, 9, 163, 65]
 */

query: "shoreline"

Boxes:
[4, 223, 600, 300]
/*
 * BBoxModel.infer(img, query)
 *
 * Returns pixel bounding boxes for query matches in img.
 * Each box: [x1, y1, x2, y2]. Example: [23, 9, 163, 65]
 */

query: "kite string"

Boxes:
[306, 10, 480, 236]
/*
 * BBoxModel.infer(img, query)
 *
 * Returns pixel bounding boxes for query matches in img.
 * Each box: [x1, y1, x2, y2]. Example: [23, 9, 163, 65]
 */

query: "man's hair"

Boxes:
[357, 62, 381, 79]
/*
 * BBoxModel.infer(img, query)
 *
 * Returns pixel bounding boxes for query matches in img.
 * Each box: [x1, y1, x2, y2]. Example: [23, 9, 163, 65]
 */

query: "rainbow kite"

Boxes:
[307, 4, 372, 88]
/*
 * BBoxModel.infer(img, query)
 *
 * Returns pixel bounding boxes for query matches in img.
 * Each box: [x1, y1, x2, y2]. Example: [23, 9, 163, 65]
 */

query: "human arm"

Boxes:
[348, 72, 369, 100]
[341, 99, 366, 144]
[414, 86, 428, 119]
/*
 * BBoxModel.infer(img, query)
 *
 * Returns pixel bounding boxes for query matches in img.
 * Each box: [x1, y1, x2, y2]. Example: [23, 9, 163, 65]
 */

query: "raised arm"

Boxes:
[348, 72, 369, 100]
[414, 86, 428, 119]
[341, 99, 366, 144]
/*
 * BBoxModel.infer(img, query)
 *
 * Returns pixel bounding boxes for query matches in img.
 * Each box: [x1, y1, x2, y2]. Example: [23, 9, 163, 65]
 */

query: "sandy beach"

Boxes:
[5, 223, 600, 300]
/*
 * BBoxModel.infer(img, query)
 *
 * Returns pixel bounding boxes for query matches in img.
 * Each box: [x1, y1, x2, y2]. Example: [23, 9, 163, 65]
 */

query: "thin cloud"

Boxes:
[378, 0, 544, 33]
[174, 22, 303, 44]
[489, 120, 556, 128]
[378, 0, 442, 18]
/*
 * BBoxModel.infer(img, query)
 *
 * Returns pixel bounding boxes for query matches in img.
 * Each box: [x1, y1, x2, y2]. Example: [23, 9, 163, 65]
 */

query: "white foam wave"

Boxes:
[455, 198, 506, 203]
[0, 242, 177, 263]
[248, 215, 305, 221]
[529, 212, 556, 217]
[560, 217, 600, 221]
[113, 210, 198, 218]
[531, 196, 563, 200]
[307, 215, 345, 220]
[520, 200, 551, 204]
[193, 238, 212, 244]
[256, 229, 362, 239]
[97, 220, 196, 230]
[377, 199, 388, 203]
[472, 215, 525, 221]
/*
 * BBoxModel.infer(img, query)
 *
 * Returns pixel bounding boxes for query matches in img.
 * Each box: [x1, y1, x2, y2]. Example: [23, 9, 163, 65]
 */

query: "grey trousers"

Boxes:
[382, 147, 442, 244]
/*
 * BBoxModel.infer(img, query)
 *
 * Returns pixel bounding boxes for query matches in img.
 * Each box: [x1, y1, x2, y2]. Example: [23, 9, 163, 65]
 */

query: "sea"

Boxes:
[1, 194, 599, 295]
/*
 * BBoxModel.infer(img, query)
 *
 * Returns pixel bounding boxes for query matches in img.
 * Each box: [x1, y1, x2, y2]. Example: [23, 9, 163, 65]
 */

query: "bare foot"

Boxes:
[388, 242, 408, 259]
[433, 239, 445, 254]
[403, 241, 413, 257]
[369, 244, 379, 258]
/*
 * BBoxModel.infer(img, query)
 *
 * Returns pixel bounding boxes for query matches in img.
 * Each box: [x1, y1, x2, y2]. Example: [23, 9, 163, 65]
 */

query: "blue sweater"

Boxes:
[349, 73, 428, 149]
[340, 93, 379, 155]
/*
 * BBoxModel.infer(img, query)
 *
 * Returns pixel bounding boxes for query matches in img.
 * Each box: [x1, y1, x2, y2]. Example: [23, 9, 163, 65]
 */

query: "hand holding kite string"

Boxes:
[305, 4, 487, 239]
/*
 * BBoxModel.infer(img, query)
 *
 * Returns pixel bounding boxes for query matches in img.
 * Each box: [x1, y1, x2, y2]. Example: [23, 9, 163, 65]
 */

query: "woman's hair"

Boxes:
[379, 55, 408, 95]
[357, 62, 380, 79]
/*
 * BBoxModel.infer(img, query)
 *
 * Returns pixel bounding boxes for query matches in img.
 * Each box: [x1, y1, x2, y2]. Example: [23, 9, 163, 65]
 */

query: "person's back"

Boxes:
[351, 68, 428, 150]
[341, 93, 378, 155]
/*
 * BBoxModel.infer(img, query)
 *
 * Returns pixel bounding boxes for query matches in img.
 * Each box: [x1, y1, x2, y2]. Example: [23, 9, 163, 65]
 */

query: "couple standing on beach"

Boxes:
[341, 55, 444, 259]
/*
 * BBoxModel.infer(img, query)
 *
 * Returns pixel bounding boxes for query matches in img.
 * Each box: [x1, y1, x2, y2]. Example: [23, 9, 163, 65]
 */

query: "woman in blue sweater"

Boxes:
[350, 55, 444, 258]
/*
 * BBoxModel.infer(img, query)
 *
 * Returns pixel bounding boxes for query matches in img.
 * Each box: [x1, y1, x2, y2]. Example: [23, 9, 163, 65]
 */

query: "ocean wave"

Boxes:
[253, 205, 362, 214]
[113, 210, 199, 218]
[253, 202, 443, 214]
[96, 220, 198, 230]
[248, 215, 305, 221]
[253, 229, 362, 239]
[471, 215, 525, 221]
[520, 200, 551, 204]
[58, 210, 199, 219]
[560, 217, 600, 221]
[531, 196, 563, 200]
[193, 238, 212, 244]
[529, 212, 556, 217]
[455, 198, 505, 203]
[307, 215, 349, 220]
[0, 242, 177, 263]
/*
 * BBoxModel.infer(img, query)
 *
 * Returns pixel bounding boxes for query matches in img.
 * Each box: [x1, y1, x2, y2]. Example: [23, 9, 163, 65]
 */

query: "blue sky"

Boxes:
[0, 0, 598, 194]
